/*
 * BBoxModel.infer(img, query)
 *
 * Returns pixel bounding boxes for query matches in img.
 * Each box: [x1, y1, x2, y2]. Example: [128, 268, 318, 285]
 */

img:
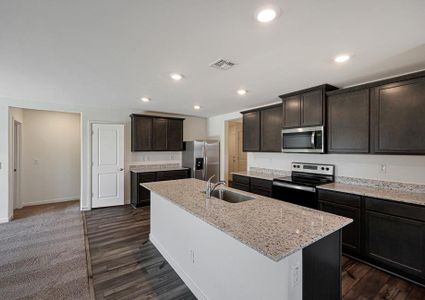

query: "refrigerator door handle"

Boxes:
[204, 143, 208, 181]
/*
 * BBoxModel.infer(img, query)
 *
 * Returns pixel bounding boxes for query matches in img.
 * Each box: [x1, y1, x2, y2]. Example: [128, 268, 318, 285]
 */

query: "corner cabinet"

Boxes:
[242, 104, 282, 152]
[327, 88, 370, 153]
[130, 114, 184, 151]
[280, 84, 338, 129]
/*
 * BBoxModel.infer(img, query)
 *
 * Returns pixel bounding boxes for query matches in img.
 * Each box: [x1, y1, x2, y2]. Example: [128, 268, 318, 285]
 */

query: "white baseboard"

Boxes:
[150, 234, 208, 300]
[0, 215, 13, 224]
[22, 196, 80, 207]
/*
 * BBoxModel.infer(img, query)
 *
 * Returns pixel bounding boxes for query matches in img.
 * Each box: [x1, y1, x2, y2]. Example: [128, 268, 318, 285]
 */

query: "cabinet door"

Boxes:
[319, 201, 361, 255]
[131, 116, 152, 151]
[365, 210, 425, 281]
[301, 89, 323, 127]
[371, 77, 425, 154]
[327, 89, 370, 153]
[152, 118, 168, 150]
[282, 95, 301, 128]
[242, 111, 260, 152]
[167, 119, 183, 151]
[260, 105, 282, 152]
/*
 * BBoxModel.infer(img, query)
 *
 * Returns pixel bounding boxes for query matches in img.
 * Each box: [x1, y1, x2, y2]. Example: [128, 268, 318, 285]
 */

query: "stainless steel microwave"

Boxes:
[281, 126, 324, 153]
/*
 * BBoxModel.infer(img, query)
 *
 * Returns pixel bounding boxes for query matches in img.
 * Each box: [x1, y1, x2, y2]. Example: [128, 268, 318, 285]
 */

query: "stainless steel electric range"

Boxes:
[272, 162, 335, 209]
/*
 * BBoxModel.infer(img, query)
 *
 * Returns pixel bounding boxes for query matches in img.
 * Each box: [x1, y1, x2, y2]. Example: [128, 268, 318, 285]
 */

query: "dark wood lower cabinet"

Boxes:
[318, 189, 425, 286]
[319, 200, 361, 256]
[131, 169, 190, 207]
[232, 175, 272, 197]
[303, 230, 342, 300]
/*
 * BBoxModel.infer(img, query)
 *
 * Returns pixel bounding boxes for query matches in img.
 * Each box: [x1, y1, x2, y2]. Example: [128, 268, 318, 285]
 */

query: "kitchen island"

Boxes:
[142, 178, 352, 300]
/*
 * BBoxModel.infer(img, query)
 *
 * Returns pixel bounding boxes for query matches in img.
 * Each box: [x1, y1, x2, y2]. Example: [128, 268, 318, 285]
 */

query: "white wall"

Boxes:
[249, 153, 425, 185]
[20, 109, 80, 206]
[0, 98, 207, 222]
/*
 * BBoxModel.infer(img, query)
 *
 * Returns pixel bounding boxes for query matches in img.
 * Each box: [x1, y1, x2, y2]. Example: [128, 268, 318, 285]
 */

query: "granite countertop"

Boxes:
[231, 171, 281, 181]
[318, 182, 425, 207]
[131, 167, 190, 173]
[142, 178, 352, 262]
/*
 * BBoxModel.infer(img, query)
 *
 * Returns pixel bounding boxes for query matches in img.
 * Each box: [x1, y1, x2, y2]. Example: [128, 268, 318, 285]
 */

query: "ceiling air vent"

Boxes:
[209, 58, 236, 71]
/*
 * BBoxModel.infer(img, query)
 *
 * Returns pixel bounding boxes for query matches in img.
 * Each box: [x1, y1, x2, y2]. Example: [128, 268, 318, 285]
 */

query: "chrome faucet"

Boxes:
[205, 175, 226, 198]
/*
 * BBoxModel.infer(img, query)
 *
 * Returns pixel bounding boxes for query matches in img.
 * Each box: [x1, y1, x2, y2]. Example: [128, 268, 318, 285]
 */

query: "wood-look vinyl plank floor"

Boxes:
[84, 205, 425, 300]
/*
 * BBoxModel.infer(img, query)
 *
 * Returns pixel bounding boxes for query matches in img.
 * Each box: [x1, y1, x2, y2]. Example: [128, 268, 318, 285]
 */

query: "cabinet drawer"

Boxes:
[317, 190, 361, 208]
[156, 170, 189, 181]
[232, 183, 250, 192]
[233, 174, 250, 185]
[250, 178, 272, 190]
[365, 197, 425, 222]
[138, 172, 156, 182]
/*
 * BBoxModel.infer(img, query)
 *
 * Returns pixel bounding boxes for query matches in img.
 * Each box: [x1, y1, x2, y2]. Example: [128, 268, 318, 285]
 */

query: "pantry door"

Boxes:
[91, 123, 124, 208]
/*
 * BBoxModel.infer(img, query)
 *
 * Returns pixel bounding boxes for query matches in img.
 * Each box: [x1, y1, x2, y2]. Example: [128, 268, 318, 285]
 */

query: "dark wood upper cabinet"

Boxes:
[327, 89, 370, 153]
[131, 115, 153, 151]
[282, 95, 301, 128]
[371, 76, 425, 154]
[130, 114, 184, 152]
[261, 104, 282, 152]
[152, 118, 168, 150]
[242, 110, 261, 152]
[167, 118, 184, 151]
[280, 84, 338, 129]
[242, 104, 282, 152]
[301, 89, 323, 127]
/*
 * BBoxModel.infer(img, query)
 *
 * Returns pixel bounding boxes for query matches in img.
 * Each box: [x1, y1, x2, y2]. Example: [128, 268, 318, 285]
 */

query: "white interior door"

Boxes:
[92, 124, 124, 208]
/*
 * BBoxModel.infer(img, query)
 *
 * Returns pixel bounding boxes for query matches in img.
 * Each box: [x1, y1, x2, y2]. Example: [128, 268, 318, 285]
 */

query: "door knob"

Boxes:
[119, 168, 124, 171]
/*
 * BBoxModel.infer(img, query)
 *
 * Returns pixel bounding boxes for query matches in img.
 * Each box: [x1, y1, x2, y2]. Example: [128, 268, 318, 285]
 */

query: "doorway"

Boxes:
[9, 107, 82, 218]
[226, 118, 247, 186]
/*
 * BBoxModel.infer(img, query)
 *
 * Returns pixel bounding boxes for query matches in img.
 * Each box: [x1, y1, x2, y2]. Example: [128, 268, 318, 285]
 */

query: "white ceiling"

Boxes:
[1, 0, 425, 117]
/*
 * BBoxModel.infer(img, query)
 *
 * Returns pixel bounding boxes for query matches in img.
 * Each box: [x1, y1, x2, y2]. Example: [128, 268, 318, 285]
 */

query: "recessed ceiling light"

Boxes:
[256, 8, 277, 23]
[237, 89, 247, 95]
[170, 73, 183, 81]
[141, 97, 151, 102]
[194, 105, 201, 110]
[334, 54, 350, 63]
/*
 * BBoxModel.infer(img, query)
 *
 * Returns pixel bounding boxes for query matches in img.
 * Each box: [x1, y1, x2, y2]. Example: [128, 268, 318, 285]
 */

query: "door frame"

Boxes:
[89, 121, 125, 209]
[11, 119, 22, 210]
[7, 107, 83, 219]
[224, 118, 245, 184]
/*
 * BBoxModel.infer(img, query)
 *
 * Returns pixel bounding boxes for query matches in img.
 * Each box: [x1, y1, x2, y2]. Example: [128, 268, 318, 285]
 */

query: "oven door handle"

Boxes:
[272, 181, 316, 192]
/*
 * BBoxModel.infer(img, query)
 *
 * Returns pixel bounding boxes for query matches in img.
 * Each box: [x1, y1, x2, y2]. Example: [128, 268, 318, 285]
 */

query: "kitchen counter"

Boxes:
[142, 178, 351, 262]
[319, 182, 425, 207]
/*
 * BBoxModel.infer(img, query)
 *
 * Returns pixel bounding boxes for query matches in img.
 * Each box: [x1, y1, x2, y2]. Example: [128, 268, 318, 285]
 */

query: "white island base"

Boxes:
[150, 192, 303, 300]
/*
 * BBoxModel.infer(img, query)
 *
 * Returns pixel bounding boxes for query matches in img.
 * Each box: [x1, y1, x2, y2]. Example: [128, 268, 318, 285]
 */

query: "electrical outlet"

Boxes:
[291, 263, 301, 287]
[189, 249, 195, 264]
[379, 163, 387, 174]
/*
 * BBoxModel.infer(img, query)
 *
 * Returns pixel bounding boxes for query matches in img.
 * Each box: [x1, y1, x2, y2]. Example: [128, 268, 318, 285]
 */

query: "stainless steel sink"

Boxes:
[210, 189, 255, 203]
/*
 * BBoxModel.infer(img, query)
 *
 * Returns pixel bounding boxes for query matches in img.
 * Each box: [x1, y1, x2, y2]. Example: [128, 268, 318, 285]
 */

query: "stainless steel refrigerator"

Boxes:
[182, 140, 220, 182]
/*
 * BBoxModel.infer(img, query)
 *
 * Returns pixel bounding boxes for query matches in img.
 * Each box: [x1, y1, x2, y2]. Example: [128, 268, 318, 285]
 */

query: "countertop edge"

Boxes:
[317, 184, 425, 207]
[142, 181, 352, 262]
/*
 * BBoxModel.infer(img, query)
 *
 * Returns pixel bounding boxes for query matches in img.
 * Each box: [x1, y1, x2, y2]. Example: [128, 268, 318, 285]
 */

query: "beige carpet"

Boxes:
[0, 201, 90, 300]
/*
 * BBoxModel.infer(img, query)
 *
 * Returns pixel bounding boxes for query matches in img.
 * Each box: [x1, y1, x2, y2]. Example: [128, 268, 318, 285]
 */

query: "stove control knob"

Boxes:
[326, 167, 329, 171]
